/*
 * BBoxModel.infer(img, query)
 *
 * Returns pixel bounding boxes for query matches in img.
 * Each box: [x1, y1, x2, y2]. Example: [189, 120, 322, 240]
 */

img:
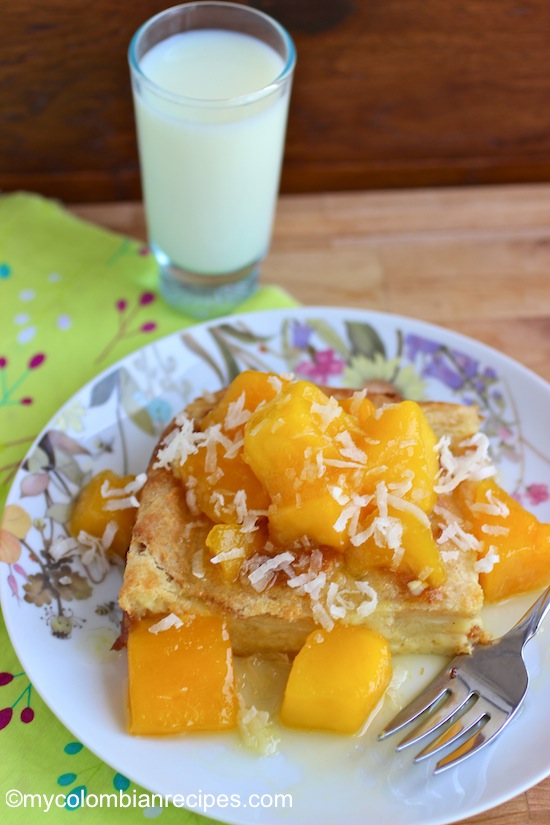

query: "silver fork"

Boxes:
[378, 585, 550, 774]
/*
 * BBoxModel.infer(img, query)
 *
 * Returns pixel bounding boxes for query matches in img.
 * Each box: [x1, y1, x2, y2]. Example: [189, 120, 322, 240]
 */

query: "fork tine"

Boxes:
[378, 659, 466, 741]
[378, 586, 550, 774]
[413, 698, 498, 761]
[432, 710, 512, 774]
[395, 680, 474, 751]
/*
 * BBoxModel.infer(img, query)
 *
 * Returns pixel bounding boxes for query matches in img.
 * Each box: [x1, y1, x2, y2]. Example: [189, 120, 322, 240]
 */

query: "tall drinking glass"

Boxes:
[128, 2, 296, 318]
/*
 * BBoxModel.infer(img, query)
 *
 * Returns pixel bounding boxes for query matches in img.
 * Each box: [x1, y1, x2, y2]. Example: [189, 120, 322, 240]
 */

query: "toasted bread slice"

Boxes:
[119, 388, 485, 656]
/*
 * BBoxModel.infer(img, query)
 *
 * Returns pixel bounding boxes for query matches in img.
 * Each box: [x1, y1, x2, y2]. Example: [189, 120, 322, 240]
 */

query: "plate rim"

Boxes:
[2, 304, 550, 825]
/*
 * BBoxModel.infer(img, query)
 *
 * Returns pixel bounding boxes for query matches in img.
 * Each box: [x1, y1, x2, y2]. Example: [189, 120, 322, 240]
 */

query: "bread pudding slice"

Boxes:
[119, 378, 487, 657]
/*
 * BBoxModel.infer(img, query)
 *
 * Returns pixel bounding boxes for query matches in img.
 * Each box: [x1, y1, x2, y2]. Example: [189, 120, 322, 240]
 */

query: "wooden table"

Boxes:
[72, 183, 550, 825]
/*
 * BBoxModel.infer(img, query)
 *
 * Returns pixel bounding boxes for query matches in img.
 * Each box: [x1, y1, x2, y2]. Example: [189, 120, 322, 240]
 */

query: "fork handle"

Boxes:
[508, 585, 550, 648]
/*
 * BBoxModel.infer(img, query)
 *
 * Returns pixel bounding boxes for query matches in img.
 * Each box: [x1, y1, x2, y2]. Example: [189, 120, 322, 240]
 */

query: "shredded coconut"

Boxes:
[191, 550, 205, 579]
[323, 458, 366, 470]
[351, 482, 401, 547]
[310, 398, 343, 432]
[247, 552, 295, 592]
[153, 415, 199, 469]
[434, 503, 481, 552]
[331, 580, 377, 621]
[49, 520, 119, 577]
[224, 436, 245, 460]
[185, 479, 200, 516]
[210, 547, 246, 564]
[355, 580, 379, 617]
[287, 563, 327, 600]
[332, 493, 371, 536]
[224, 392, 252, 430]
[386, 493, 431, 529]
[348, 388, 368, 417]
[325, 582, 347, 620]
[435, 433, 496, 494]
[469, 487, 510, 518]
[311, 600, 334, 631]
[407, 579, 428, 596]
[148, 613, 183, 634]
[103, 495, 140, 511]
[474, 546, 500, 573]
[328, 485, 349, 506]
[49, 535, 80, 562]
[154, 414, 248, 476]
[375, 481, 389, 518]
[388, 469, 415, 498]
[237, 700, 280, 756]
[267, 375, 283, 393]
[203, 424, 233, 472]
[481, 524, 510, 536]
[209, 490, 226, 519]
[206, 467, 224, 486]
[100, 472, 147, 499]
[234, 489, 248, 524]
[240, 511, 263, 534]
[78, 523, 118, 572]
[335, 431, 368, 463]
[438, 520, 480, 552]
[316, 451, 327, 478]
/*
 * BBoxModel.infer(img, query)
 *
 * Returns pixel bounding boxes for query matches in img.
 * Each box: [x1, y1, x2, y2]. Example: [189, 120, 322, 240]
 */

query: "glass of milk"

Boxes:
[128, 2, 296, 318]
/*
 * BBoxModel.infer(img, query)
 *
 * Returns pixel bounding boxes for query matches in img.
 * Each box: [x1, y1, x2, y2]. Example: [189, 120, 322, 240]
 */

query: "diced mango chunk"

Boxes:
[128, 614, 237, 735]
[205, 523, 269, 582]
[178, 447, 269, 524]
[467, 479, 550, 601]
[244, 380, 345, 493]
[200, 370, 290, 433]
[346, 504, 446, 586]
[268, 495, 350, 549]
[174, 371, 282, 524]
[281, 625, 392, 733]
[358, 400, 439, 513]
[243, 385, 441, 555]
[69, 469, 137, 558]
[244, 381, 368, 550]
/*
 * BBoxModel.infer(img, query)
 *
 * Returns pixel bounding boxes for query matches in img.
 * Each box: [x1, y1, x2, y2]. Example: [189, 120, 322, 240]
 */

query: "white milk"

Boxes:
[133, 29, 289, 275]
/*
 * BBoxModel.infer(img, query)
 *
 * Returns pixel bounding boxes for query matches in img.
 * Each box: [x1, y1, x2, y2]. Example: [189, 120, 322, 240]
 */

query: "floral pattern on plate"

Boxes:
[1, 307, 550, 825]
[1, 310, 549, 640]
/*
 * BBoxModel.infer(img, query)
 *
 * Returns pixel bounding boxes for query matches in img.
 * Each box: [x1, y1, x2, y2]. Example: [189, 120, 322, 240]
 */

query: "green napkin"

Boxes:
[0, 192, 297, 824]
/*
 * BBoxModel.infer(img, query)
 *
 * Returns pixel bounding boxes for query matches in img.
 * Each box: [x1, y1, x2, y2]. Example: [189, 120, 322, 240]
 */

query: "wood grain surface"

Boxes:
[4, 1, 550, 201]
[72, 182, 550, 825]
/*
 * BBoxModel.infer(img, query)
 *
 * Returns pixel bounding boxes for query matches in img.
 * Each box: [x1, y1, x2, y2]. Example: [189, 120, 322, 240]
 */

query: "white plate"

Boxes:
[2, 307, 550, 825]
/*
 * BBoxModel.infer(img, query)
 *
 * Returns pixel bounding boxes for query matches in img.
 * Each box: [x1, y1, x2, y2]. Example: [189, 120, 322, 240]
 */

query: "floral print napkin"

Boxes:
[0, 192, 297, 824]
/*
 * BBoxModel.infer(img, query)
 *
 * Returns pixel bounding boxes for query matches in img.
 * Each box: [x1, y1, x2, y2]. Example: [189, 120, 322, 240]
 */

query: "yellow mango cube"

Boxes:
[359, 400, 439, 513]
[244, 381, 366, 549]
[201, 370, 290, 432]
[205, 523, 268, 582]
[345, 504, 446, 587]
[177, 447, 269, 524]
[281, 625, 392, 733]
[69, 469, 137, 558]
[268, 495, 350, 549]
[467, 479, 550, 601]
[175, 371, 288, 524]
[244, 381, 335, 495]
[128, 614, 237, 735]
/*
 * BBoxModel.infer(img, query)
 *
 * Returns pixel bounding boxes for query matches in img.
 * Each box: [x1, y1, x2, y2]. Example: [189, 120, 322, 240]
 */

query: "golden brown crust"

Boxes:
[119, 386, 484, 656]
